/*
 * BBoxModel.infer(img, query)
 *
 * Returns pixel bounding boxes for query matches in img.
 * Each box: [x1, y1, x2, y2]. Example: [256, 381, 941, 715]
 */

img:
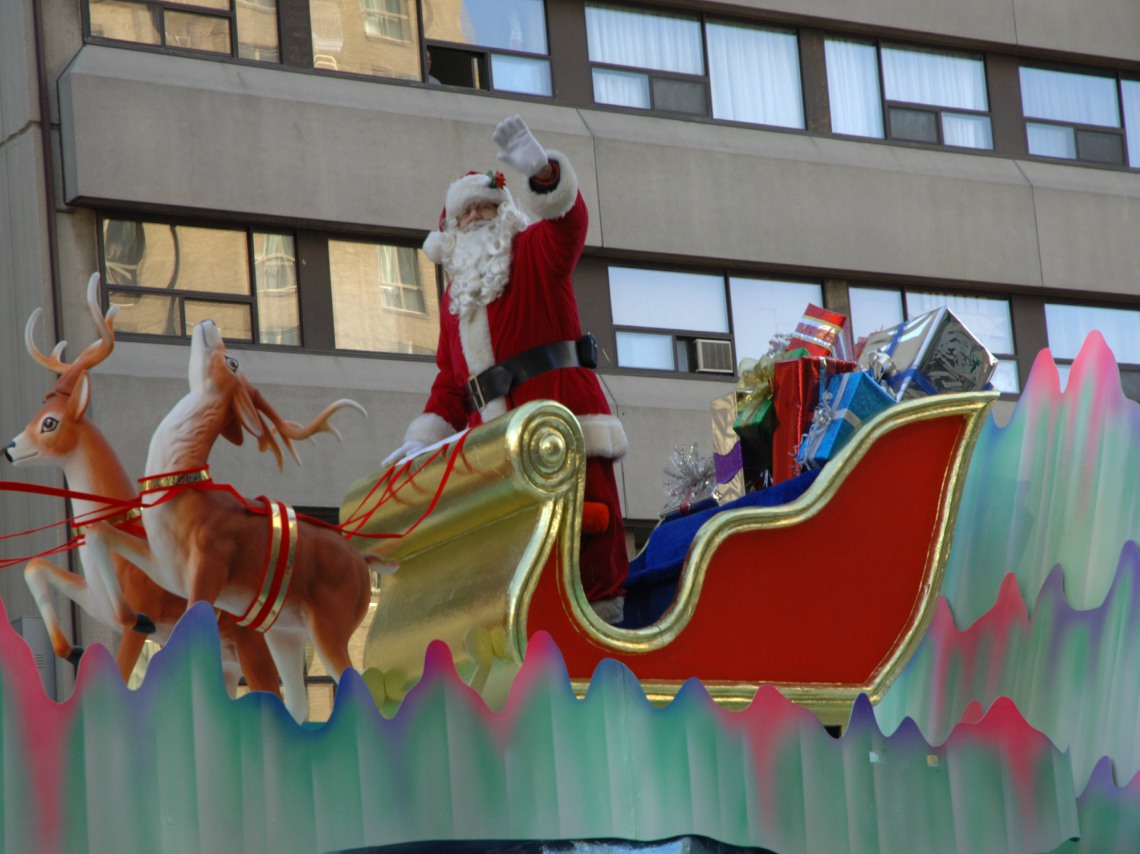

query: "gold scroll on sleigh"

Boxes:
[341, 401, 587, 706]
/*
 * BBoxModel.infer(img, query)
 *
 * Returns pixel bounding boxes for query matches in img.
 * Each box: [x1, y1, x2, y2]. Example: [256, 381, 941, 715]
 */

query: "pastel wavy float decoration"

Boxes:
[0, 600, 1085, 853]
[875, 554, 1140, 790]
[943, 331, 1140, 625]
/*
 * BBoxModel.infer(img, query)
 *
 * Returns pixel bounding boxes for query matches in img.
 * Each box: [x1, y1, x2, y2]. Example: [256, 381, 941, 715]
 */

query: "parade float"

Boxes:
[1, 288, 1139, 851]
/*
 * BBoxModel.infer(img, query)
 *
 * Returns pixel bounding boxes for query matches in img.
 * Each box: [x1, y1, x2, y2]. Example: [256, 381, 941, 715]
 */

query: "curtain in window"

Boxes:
[585, 5, 702, 74]
[1122, 80, 1140, 167]
[882, 47, 988, 111]
[707, 23, 803, 128]
[825, 39, 883, 138]
[1045, 304, 1140, 362]
[942, 113, 993, 149]
[378, 244, 418, 285]
[1020, 67, 1120, 127]
[592, 68, 650, 108]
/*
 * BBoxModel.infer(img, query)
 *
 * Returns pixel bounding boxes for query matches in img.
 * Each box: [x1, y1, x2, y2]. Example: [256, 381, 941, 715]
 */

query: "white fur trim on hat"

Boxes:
[580, 414, 628, 461]
[445, 171, 510, 224]
[518, 150, 578, 222]
[403, 412, 456, 447]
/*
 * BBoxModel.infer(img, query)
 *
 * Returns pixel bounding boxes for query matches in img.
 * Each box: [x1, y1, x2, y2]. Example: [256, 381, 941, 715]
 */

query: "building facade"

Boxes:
[3, 0, 1140, 710]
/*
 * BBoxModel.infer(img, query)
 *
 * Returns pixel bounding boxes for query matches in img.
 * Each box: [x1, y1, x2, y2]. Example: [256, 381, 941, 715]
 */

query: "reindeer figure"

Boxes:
[5, 274, 280, 695]
[95, 318, 383, 723]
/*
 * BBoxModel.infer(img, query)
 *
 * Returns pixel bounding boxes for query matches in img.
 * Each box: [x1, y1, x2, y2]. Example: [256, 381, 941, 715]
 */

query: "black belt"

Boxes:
[467, 334, 598, 411]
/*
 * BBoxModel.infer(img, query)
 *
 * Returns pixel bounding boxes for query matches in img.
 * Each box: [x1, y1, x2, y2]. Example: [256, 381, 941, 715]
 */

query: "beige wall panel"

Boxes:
[586, 112, 1043, 287]
[59, 47, 601, 243]
[1018, 161, 1140, 297]
[1011, 0, 1140, 64]
[0, 0, 36, 141]
[604, 374, 734, 520]
[718, 0, 1017, 46]
[0, 132, 67, 624]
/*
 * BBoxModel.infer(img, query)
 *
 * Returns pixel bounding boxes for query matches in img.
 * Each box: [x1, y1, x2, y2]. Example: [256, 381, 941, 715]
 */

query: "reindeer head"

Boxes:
[4, 273, 115, 467]
[188, 320, 366, 469]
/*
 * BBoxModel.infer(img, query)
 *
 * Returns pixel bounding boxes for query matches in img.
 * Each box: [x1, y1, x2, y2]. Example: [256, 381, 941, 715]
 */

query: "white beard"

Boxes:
[443, 208, 527, 320]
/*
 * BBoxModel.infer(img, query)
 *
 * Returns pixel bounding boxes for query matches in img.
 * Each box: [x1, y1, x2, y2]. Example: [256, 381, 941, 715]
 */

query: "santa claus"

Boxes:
[382, 115, 629, 623]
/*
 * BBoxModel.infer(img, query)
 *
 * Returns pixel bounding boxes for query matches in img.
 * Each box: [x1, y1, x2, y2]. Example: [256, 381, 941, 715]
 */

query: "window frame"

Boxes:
[584, 3, 809, 128]
[1019, 62, 1135, 168]
[825, 36, 994, 151]
[98, 215, 304, 347]
[606, 263, 844, 379]
[84, 0, 281, 63]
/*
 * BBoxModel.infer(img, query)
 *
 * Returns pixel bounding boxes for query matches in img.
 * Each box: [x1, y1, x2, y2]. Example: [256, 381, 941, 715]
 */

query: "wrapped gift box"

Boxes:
[709, 392, 746, 503]
[789, 304, 855, 361]
[771, 356, 856, 483]
[857, 307, 997, 401]
[796, 370, 895, 470]
[731, 347, 809, 490]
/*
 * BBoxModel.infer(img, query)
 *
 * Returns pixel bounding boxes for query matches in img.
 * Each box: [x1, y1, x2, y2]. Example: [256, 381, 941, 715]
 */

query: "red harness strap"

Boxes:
[234, 497, 297, 634]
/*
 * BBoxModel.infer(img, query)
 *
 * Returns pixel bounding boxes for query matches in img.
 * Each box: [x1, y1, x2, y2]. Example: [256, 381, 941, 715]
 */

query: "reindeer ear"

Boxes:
[229, 381, 264, 437]
[69, 372, 91, 419]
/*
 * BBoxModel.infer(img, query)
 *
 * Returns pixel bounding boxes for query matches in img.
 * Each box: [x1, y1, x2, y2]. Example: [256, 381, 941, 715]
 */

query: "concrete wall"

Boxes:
[60, 46, 1140, 298]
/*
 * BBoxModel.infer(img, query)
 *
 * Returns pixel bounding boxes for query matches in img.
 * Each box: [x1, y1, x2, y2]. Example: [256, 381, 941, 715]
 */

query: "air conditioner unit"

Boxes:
[694, 338, 734, 374]
[11, 617, 56, 700]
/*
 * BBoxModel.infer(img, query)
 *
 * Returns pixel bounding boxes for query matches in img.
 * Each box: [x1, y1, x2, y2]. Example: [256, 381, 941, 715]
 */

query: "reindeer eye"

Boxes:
[225, 356, 239, 372]
[41, 417, 59, 433]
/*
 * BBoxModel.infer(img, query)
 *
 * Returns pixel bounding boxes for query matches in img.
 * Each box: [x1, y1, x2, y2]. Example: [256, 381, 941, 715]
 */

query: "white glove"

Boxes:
[381, 439, 426, 467]
[493, 114, 548, 178]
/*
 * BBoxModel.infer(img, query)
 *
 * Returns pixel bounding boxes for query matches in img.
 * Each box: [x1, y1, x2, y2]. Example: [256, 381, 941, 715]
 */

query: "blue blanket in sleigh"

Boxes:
[619, 468, 821, 629]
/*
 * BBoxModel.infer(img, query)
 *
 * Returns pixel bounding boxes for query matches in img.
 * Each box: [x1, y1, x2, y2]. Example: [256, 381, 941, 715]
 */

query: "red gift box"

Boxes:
[770, 356, 856, 484]
[789, 304, 855, 362]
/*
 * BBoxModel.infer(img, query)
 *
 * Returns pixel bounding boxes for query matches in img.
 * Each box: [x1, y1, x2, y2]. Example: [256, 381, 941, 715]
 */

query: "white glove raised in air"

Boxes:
[492, 114, 548, 178]
[381, 439, 426, 467]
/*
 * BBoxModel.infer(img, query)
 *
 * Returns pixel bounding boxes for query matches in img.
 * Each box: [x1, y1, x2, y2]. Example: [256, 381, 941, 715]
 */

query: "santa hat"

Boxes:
[422, 170, 510, 265]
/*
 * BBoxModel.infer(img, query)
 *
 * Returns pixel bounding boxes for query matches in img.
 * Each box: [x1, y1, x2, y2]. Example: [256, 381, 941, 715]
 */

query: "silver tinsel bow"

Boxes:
[661, 443, 717, 514]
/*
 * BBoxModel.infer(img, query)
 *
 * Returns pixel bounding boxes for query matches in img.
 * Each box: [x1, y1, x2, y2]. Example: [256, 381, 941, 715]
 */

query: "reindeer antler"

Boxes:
[26, 273, 119, 377]
[243, 387, 366, 468]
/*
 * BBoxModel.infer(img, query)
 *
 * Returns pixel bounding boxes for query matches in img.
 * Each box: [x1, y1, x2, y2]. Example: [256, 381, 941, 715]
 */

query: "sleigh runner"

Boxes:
[342, 389, 994, 724]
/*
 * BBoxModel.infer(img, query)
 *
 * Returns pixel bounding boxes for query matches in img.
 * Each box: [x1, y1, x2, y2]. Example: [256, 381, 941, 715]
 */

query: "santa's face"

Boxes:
[458, 201, 501, 232]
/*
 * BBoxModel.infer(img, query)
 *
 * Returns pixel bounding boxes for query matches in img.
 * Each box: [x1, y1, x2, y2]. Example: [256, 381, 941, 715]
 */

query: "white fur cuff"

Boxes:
[404, 412, 456, 447]
[520, 150, 578, 221]
[580, 415, 628, 461]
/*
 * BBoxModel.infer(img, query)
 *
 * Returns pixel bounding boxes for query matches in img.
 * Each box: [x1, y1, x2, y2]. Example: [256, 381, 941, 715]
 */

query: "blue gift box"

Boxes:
[796, 370, 894, 469]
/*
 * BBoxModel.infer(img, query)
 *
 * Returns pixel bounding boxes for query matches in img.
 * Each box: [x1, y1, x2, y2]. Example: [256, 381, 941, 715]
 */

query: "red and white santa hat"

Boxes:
[422, 170, 510, 265]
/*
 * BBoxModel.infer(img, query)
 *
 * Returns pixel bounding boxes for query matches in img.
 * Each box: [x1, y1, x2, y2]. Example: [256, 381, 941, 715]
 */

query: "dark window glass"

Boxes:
[1077, 129, 1125, 164]
[653, 78, 707, 114]
[889, 107, 939, 143]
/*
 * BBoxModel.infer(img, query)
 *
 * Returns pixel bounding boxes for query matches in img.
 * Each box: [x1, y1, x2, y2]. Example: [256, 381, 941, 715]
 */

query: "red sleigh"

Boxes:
[342, 389, 994, 724]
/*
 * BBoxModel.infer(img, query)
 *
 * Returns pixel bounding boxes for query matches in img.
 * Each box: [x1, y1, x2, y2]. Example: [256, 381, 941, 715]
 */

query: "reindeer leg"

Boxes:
[219, 615, 281, 697]
[85, 523, 155, 635]
[263, 627, 309, 724]
[115, 625, 148, 683]
[23, 558, 90, 663]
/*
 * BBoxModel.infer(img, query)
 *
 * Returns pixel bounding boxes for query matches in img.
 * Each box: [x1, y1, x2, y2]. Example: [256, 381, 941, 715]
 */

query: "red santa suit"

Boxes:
[406, 152, 629, 603]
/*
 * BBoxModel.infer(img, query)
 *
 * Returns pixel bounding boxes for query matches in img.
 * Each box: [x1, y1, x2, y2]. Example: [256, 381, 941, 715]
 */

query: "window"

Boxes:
[586, 4, 804, 127]
[311, 0, 421, 79]
[1020, 66, 1136, 166]
[826, 40, 992, 149]
[423, 0, 551, 95]
[100, 218, 301, 345]
[608, 266, 822, 373]
[329, 239, 439, 355]
[849, 287, 1019, 393]
[1045, 303, 1140, 396]
[87, 0, 280, 62]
